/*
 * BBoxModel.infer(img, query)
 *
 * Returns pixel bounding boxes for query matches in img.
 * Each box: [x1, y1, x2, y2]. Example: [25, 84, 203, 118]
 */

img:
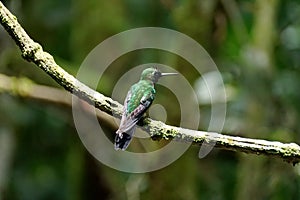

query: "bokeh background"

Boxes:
[1, 0, 300, 199]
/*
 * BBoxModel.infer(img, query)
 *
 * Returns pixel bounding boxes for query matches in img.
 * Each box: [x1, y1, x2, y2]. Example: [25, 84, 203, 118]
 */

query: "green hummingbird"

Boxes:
[115, 67, 177, 150]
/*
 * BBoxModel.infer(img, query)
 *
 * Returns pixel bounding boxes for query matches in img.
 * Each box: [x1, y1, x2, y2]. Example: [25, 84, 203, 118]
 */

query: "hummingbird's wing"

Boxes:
[115, 89, 154, 150]
[120, 90, 154, 132]
[117, 90, 137, 133]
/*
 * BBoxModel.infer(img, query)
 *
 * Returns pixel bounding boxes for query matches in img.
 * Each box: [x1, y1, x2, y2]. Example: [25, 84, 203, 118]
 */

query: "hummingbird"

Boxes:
[115, 67, 177, 150]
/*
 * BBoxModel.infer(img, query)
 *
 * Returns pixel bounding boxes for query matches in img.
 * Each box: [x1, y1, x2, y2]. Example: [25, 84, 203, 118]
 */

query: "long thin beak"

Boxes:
[161, 72, 178, 77]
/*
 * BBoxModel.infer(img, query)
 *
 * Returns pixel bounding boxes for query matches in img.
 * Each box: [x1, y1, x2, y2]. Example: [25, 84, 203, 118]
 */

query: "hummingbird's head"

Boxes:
[140, 67, 178, 83]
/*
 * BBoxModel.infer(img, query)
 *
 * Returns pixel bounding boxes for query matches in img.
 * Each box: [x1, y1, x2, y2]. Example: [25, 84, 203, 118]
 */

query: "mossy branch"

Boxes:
[1, 2, 300, 165]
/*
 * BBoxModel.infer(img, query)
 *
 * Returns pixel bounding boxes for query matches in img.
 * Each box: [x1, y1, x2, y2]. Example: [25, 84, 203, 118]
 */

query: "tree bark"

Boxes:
[1, 1, 300, 165]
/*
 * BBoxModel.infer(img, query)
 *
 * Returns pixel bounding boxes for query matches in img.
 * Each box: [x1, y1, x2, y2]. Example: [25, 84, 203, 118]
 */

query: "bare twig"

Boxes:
[0, 2, 300, 165]
[0, 73, 117, 128]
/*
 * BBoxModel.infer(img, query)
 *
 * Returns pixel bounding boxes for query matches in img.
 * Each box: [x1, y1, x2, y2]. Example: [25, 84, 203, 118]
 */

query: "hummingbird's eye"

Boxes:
[154, 71, 161, 77]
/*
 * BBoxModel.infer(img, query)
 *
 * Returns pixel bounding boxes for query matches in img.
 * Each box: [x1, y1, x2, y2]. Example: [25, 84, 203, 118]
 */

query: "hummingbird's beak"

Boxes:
[160, 72, 178, 77]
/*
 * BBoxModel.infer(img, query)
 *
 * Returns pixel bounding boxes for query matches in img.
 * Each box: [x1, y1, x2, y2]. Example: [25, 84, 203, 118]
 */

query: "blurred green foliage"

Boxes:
[1, 0, 300, 199]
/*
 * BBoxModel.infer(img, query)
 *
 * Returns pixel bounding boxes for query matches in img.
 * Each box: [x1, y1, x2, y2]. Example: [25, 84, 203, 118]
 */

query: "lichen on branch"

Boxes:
[0, 1, 300, 165]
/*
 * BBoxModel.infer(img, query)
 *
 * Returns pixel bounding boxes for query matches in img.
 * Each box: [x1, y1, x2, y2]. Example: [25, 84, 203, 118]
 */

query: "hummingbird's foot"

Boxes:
[137, 113, 148, 126]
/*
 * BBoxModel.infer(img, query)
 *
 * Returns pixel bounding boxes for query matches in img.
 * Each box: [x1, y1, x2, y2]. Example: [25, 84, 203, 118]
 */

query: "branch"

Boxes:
[1, 2, 300, 165]
[0, 73, 116, 128]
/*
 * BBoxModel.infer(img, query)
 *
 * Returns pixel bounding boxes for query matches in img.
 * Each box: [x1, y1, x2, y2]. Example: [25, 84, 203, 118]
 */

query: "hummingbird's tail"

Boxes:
[114, 131, 133, 150]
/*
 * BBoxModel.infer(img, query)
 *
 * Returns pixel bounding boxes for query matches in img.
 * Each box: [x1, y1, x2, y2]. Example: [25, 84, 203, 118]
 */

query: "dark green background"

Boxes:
[1, 0, 300, 199]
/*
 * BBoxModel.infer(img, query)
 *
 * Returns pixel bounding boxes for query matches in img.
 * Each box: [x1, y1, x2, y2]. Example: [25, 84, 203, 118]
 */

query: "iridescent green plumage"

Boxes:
[115, 67, 177, 150]
[127, 80, 155, 113]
